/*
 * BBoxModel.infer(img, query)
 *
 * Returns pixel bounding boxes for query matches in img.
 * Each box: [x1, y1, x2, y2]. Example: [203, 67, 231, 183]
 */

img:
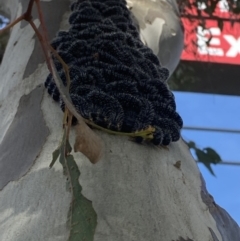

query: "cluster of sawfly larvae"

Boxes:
[45, 0, 183, 145]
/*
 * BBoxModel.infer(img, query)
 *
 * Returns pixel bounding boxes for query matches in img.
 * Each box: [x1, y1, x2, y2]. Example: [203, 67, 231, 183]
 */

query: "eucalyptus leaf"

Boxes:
[65, 155, 97, 241]
[203, 147, 222, 164]
[195, 148, 216, 176]
[49, 148, 60, 168]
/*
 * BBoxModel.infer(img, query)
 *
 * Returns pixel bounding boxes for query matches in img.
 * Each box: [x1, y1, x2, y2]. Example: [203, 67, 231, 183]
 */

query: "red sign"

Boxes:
[181, 0, 240, 65]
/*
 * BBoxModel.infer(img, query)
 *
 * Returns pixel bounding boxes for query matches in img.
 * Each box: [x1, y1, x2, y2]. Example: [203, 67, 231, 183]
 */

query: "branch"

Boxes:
[0, 0, 35, 34]
[198, 161, 240, 166]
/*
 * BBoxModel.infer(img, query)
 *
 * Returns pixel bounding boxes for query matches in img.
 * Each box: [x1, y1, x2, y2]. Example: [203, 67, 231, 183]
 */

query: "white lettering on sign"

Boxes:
[197, 26, 240, 58]
[197, 2, 207, 10]
[197, 26, 224, 56]
[197, 0, 229, 12]
[219, 0, 229, 12]
[223, 35, 240, 57]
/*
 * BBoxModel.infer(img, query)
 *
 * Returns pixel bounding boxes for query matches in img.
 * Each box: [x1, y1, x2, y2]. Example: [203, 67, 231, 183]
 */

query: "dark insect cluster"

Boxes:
[45, 0, 183, 145]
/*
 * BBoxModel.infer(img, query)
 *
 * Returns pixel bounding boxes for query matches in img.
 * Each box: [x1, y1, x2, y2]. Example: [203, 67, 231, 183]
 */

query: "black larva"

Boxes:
[45, 0, 183, 145]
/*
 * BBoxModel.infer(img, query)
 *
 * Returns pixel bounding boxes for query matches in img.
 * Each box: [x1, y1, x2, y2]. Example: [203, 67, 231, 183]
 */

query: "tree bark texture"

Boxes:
[0, 0, 239, 241]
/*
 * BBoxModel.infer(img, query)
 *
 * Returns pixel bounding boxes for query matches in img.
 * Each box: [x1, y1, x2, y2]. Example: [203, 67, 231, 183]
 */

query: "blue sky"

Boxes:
[0, 17, 8, 29]
[175, 91, 240, 225]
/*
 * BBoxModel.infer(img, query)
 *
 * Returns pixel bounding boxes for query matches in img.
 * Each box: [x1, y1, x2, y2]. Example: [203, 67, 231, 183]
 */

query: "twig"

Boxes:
[25, 0, 35, 19]
[34, 0, 53, 72]
[0, 16, 24, 34]
[0, 0, 35, 35]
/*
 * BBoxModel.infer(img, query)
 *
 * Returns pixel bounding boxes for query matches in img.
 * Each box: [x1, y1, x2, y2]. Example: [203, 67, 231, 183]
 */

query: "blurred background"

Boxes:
[170, 0, 240, 224]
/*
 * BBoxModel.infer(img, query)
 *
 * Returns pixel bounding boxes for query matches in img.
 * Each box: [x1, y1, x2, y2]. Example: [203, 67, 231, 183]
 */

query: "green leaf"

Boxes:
[65, 155, 97, 241]
[49, 130, 70, 169]
[66, 139, 72, 154]
[203, 147, 222, 164]
[59, 140, 67, 175]
[49, 130, 69, 168]
[49, 148, 60, 168]
[195, 149, 216, 176]
[57, 129, 97, 240]
[189, 141, 222, 176]
[187, 141, 196, 149]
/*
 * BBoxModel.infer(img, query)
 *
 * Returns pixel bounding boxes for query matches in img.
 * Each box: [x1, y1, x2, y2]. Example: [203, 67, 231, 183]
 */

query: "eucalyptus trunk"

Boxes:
[0, 0, 239, 241]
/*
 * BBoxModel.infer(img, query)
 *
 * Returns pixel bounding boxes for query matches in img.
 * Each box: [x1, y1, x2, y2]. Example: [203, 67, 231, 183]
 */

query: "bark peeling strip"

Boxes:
[200, 175, 240, 241]
[0, 85, 49, 190]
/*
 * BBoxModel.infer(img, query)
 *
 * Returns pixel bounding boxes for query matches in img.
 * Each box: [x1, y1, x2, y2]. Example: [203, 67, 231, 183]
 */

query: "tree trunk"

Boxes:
[0, 0, 239, 241]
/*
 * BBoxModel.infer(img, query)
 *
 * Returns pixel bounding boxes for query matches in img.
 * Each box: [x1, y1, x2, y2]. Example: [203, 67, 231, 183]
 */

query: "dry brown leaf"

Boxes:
[173, 160, 181, 170]
[74, 122, 104, 164]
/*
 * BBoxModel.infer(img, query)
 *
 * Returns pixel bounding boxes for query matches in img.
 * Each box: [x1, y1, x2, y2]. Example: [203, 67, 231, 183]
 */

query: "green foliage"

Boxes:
[50, 130, 97, 241]
[49, 148, 60, 168]
[187, 141, 222, 176]
[65, 154, 97, 241]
